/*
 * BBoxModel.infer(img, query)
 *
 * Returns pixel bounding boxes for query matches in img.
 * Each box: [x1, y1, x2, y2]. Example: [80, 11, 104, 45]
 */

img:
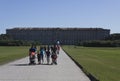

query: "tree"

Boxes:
[0, 34, 12, 40]
[105, 33, 120, 40]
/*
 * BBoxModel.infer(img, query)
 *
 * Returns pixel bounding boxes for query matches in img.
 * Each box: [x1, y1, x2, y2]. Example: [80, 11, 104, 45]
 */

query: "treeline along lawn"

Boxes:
[63, 46, 120, 81]
[0, 46, 29, 65]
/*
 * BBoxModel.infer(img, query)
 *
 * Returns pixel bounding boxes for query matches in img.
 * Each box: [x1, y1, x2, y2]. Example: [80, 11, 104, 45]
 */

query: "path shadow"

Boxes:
[37, 64, 52, 66]
[13, 63, 52, 66]
[13, 64, 29, 66]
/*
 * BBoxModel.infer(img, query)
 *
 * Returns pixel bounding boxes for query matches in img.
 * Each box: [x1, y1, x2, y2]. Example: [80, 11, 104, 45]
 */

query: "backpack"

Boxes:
[46, 51, 50, 56]
[40, 50, 44, 55]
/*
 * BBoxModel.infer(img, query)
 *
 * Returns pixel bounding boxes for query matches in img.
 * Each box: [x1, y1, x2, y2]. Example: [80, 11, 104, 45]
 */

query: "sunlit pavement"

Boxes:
[0, 49, 90, 81]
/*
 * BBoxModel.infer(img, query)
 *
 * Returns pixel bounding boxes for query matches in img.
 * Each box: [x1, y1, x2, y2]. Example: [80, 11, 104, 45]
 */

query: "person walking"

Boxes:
[38, 47, 45, 64]
[46, 48, 51, 64]
[51, 45, 58, 65]
[29, 45, 36, 65]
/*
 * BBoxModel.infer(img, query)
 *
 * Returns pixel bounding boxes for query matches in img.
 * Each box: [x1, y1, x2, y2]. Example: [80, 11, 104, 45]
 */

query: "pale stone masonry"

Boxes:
[6, 27, 110, 45]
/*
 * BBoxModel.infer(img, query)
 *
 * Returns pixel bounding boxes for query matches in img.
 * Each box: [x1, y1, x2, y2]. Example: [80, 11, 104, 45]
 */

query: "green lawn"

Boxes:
[0, 46, 30, 65]
[62, 46, 120, 81]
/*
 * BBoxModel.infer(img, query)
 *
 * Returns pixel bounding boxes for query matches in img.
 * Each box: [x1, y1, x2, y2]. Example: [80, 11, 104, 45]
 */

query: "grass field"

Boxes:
[63, 46, 120, 81]
[0, 46, 30, 65]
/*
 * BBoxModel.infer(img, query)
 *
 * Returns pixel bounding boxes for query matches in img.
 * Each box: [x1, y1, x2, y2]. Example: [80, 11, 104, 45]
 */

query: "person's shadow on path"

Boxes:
[13, 64, 29, 66]
[12, 63, 52, 66]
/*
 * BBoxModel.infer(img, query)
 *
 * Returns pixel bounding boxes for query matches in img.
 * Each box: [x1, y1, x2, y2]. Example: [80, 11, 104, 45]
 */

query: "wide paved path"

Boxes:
[0, 49, 90, 81]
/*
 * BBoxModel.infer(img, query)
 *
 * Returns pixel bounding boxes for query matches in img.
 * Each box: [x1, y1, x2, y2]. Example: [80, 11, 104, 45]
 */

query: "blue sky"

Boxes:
[0, 0, 120, 34]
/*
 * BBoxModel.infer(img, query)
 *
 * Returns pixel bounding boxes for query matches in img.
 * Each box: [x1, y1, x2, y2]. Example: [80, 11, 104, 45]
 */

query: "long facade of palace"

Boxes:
[6, 27, 110, 45]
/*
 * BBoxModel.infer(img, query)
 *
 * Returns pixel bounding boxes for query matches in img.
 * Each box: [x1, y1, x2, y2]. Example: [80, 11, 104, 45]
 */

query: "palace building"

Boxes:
[6, 27, 110, 45]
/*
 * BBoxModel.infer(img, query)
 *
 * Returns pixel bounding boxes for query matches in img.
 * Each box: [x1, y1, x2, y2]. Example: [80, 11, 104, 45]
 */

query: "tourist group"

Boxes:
[29, 44, 60, 65]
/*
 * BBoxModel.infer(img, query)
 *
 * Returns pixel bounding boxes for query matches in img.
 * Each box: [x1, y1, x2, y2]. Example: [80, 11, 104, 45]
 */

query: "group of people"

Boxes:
[29, 44, 60, 65]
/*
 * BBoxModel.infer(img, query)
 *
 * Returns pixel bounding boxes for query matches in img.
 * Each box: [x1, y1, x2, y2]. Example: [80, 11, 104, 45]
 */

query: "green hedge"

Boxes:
[78, 40, 120, 47]
[0, 40, 41, 46]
